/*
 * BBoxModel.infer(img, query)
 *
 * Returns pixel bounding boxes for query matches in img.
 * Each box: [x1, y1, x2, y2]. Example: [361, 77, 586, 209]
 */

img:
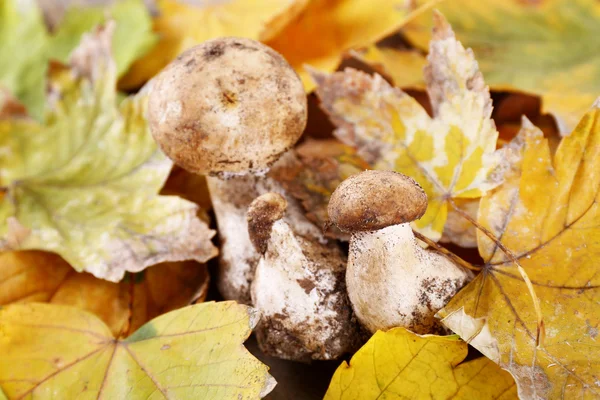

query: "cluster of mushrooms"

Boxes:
[148, 37, 471, 361]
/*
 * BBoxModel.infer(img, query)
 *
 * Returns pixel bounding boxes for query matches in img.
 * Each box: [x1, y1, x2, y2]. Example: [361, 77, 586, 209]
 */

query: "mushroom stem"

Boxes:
[208, 152, 331, 303]
[347, 223, 471, 334]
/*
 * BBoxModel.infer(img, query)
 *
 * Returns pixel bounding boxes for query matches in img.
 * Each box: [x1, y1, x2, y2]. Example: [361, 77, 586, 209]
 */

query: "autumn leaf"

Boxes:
[0, 251, 210, 337]
[119, 0, 307, 90]
[265, 0, 430, 91]
[324, 328, 517, 399]
[0, 302, 276, 399]
[121, 0, 431, 91]
[313, 13, 503, 241]
[404, 0, 600, 132]
[0, 0, 155, 119]
[162, 166, 213, 214]
[269, 139, 369, 240]
[0, 24, 217, 281]
[439, 106, 600, 397]
[0, 0, 48, 120]
[48, 0, 157, 78]
[353, 46, 426, 89]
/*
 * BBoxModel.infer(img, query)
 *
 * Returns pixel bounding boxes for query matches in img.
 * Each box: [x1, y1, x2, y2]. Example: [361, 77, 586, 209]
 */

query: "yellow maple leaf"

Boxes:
[353, 46, 426, 89]
[403, 0, 600, 132]
[0, 251, 210, 337]
[0, 302, 275, 399]
[119, 0, 308, 90]
[313, 13, 503, 241]
[439, 105, 600, 398]
[325, 328, 517, 399]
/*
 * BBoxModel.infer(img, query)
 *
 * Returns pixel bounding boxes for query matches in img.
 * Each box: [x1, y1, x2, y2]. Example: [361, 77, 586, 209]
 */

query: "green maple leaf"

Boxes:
[0, 0, 156, 119]
[0, 0, 49, 120]
[0, 24, 217, 282]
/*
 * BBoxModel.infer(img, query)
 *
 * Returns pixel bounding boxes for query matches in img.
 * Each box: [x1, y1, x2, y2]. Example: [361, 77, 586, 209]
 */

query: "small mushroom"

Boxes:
[147, 38, 308, 303]
[148, 37, 307, 177]
[328, 170, 472, 334]
[207, 153, 325, 304]
[248, 193, 359, 361]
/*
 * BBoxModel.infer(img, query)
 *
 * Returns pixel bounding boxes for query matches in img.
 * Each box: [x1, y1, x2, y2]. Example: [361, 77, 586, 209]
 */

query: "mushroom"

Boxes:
[148, 37, 307, 177]
[248, 193, 359, 361]
[328, 170, 472, 334]
[147, 37, 308, 303]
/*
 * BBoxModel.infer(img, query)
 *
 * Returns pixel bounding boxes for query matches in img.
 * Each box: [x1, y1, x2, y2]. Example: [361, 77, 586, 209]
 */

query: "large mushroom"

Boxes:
[328, 170, 472, 334]
[148, 37, 308, 303]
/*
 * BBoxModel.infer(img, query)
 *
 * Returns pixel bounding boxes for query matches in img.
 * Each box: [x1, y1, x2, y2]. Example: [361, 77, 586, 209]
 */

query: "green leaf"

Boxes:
[404, 0, 600, 131]
[0, 0, 156, 120]
[0, 24, 217, 281]
[0, 0, 49, 120]
[325, 328, 517, 399]
[0, 302, 276, 399]
[49, 0, 157, 77]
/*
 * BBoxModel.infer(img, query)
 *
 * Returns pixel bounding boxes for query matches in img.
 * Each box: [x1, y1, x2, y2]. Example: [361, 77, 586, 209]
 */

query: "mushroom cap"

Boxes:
[328, 170, 427, 232]
[247, 192, 288, 254]
[148, 37, 307, 176]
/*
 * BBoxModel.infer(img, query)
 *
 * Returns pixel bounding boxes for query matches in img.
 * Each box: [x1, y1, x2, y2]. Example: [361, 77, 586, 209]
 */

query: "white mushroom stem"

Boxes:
[249, 195, 358, 361]
[207, 153, 328, 303]
[346, 222, 472, 334]
[206, 174, 260, 304]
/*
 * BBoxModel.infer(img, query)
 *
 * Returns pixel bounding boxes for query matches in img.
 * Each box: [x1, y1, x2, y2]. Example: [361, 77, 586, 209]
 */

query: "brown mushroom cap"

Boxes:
[148, 37, 307, 176]
[247, 192, 288, 254]
[328, 170, 427, 232]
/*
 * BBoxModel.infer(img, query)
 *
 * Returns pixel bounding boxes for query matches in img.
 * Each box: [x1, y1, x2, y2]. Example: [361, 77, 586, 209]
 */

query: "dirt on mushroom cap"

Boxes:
[148, 37, 307, 176]
[328, 170, 428, 232]
[247, 192, 288, 254]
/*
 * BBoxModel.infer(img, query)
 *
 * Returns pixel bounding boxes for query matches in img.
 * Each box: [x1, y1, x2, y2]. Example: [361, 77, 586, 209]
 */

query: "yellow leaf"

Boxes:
[439, 106, 600, 397]
[119, 0, 307, 90]
[266, 0, 426, 91]
[313, 14, 503, 241]
[0, 24, 217, 281]
[324, 328, 517, 399]
[404, 0, 600, 132]
[0, 251, 210, 337]
[353, 46, 426, 89]
[0, 302, 275, 399]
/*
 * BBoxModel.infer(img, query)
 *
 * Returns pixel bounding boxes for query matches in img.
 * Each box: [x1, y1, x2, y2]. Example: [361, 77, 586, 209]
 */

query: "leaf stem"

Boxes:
[449, 199, 545, 348]
[413, 230, 481, 272]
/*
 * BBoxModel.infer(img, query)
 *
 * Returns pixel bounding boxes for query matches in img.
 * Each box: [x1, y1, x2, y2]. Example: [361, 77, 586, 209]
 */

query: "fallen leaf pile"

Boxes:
[1, 0, 599, 398]
[0, 22, 216, 281]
